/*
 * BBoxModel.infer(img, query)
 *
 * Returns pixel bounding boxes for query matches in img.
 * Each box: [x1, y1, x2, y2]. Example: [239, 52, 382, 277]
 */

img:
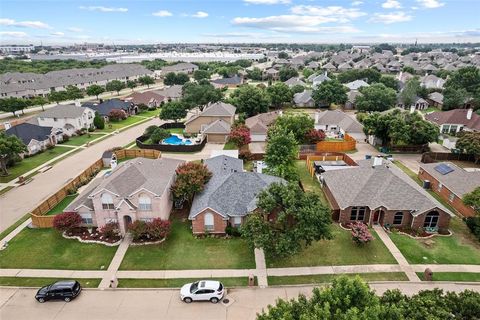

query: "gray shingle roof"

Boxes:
[203, 119, 231, 134]
[5, 122, 53, 145]
[316, 110, 364, 134]
[185, 102, 236, 124]
[189, 155, 284, 218]
[294, 90, 313, 105]
[37, 104, 90, 119]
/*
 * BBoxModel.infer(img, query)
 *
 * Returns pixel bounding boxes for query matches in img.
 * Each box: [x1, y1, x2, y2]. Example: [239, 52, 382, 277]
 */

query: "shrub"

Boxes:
[465, 217, 480, 241]
[138, 103, 149, 111]
[53, 212, 82, 232]
[75, 129, 84, 136]
[225, 225, 241, 237]
[61, 134, 70, 142]
[144, 125, 158, 137]
[239, 150, 253, 161]
[93, 113, 105, 129]
[150, 128, 171, 144]
[46, 143, 54, 150]
[350, 221, 373, 245]
[128, 220, 148, 241]
[171, 162, 212, 202]
[228, 125, 251, 147]
[108, 109, 127, 121]
[88, 127, 95, 132]
[305, 129, 326, 144]
[99, 222, 120, 239]
[129, 219, 171, 241]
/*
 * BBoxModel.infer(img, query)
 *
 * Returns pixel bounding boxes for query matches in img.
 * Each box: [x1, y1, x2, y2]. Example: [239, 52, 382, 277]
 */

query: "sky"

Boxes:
[0, 0, 479, 45]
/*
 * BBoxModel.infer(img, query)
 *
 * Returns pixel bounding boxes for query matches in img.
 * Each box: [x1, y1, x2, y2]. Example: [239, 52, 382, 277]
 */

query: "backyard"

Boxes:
[120, 215, 255, 270]
[267, 224, 397, 268]
[296, 160, 328, 205]
[0, 228, 117, 270]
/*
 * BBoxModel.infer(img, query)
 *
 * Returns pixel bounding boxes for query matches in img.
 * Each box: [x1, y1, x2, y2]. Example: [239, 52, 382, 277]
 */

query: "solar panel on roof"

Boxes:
[434, 164, 454, 175]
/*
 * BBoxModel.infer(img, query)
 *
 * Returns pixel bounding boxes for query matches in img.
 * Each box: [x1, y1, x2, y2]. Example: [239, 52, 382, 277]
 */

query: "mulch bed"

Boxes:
[65, 227, 121, 244]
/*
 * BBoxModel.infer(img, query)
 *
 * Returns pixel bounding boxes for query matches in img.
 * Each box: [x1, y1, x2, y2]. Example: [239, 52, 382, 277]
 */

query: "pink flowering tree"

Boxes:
[228, 125, 251, 147]
[305, 129, 326, 144]
[350, 221, 374, 245]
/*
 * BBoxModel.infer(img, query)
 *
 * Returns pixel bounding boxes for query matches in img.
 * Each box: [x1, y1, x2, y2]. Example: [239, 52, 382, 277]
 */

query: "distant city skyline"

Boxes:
[1, 0, 479, 45]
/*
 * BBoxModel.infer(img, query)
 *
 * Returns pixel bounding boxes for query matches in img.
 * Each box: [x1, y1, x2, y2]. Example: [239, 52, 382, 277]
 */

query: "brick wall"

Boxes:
[191, 209, 228, 234]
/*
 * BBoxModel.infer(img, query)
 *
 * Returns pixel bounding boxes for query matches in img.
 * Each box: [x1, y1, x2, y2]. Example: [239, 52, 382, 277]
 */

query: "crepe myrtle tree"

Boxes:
[228, 124, 251, 148]
[53, 212, 82, 233]
[171, 162, 212, 203]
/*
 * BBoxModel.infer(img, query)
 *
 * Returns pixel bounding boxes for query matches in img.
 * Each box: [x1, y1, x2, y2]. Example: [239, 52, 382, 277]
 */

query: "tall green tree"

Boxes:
[47, 91, 68, 104]
[456, 131, 480, 163]
[138, 75, 155, 88]
[193, 69, 210, 81]
[266, 82, 293, 109]
[182, 82, 224, 110]
[86, 84, 105, 99]
[399, 78, 421, 107]
[126, 80, 137, 91]
[356, 83, 397, 112]
[106, 80, 126, 95]
[378, 75, 398, 90]
[230, 85, 270, 117]
[312, 80, 348, 107]
[443, 66, 480, 109]
[463, 187, 480, 214]
[264, 126, 298, 181]
[279, 67, 299, 82]
[0, 97, 29, 116]
[65, 85, 84, 100]
[0, 132, 27, 176]
[272, 113, 314, 144]
[159, 101, 188, 123]
[30, 96, 48, 111]
[246, 67, 262, 81]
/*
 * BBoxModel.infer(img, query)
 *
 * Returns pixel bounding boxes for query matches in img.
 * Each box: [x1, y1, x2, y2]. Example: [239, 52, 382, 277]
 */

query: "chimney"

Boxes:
[314, 112, 319, 123]
[467, 108, 473, 120]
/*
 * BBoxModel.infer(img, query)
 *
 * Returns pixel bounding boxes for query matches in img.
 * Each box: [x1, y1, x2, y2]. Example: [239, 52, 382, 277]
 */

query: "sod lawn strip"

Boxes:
[98, 116, 148, 133]
[0, 213, 30, 241]
[120, 218, 255, 270]
[118, 277, 257, 288]
[223, 141, 238, 150]
[45, 194, 78, 215]
[0, 277, 101, 288]
[268, 273, 409, 285]
[0, 228, 116, 270]
[61, 133, 107, 146]
[267, 224, 397, 268]
[295, 160, 328, 205]
[416, 272, 480, 282]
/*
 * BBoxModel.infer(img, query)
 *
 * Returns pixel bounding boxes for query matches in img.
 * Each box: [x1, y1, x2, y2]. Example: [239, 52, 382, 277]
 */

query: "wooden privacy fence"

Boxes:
[305, 152, 357, 177]
[30, 148, 161, 228]
[315, 134, 356, 152]
[421, 152, 476, 164]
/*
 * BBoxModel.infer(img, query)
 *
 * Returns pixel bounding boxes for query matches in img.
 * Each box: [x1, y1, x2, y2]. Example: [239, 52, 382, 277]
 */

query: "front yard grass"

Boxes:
[389, 218, 480, 265]
[137, 109, 160, 118]
[118, 277, 257, 288]
[45, 194, 78, 215]
[295, 160, 328, 205]
[0, 228, 117, 270]
[0, 277, 101, 288]
[0, 147, 72, 183]
[416, 272, 480, 282]
[223, 141, 238, 150]
[120, 217, 255, 270]
[98, 115, 148, 133]
[61, 133, 107, 146]
[268, 272, 409, 286]
[267, 224, 397, 268]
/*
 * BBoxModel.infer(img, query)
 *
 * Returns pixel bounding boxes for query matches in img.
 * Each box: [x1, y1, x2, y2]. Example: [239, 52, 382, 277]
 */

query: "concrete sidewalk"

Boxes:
[98, 236, 132, 289]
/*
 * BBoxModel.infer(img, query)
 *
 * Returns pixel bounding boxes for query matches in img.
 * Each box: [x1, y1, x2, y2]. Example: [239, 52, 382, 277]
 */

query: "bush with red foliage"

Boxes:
[228, 125, 251, 147]
[99, 222, 120, 239]
[305, 129, 326, 144]
[350, 221, 374, 245]
[128, 219, 171, 242]
[53, 212, 82, 232]
[171, 162, 212, 202]
[108, 109, 127, 121]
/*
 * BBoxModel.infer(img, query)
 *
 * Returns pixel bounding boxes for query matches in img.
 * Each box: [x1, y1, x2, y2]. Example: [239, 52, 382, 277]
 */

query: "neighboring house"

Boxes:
[188, 155, 284, 234]
[311, 72, 331, 87]
[161, 62, 198, 75]
[210, 75, 243, 89]
[293, 90, 315, 107]
[421, 74, 445, 90]
[245, 110, 281, 142]
[425, 109, 480, 134]
[263, 68, 279, 80]
[345, 90, 361, 110]
[185, 102, 236, 143]
[123, 91, 166, 108]
[153, 85, 183, 101]
[322, 62, 337, 72]
[284, 77, 306, 87]
[344, 80, 369, 91]
[36, 104, 95, 136]
[314, 110, 366, 141]
[337, 62, 352, 72]
[322, 159, 454, 230]
[427, 92, 444, 109]
[65, 157, 184, 234]
[85, 99, 137, 119]
[5, 122, 61, 155]
[419, 162, 480, 217]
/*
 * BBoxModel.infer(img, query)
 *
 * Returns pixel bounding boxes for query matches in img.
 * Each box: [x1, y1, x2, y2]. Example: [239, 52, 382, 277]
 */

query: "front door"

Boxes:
[373, 211, 380, 224]
[123, 215, 133, 232]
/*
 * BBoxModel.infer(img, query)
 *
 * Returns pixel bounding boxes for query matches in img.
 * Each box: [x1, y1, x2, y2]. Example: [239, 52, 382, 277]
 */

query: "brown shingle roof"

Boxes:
[425, 109, 480, 131]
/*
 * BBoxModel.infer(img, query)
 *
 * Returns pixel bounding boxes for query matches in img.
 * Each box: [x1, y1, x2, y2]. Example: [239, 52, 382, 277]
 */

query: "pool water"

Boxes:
[163, 135, 192, 145]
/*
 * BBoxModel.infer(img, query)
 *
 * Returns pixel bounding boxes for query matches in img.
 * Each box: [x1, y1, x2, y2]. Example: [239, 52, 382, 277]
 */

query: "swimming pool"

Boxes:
[163, 135, 193, 145]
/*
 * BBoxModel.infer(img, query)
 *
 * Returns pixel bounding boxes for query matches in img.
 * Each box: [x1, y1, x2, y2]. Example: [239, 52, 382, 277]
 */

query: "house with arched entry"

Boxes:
[64, 157, 184, 234]
[321, 158, 454, 232]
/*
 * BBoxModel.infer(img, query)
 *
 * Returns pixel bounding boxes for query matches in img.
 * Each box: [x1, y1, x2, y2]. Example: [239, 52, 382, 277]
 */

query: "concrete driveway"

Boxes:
[1, 283, 479, 320]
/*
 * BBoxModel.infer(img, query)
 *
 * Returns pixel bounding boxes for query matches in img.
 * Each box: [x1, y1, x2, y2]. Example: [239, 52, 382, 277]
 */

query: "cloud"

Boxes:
[369, 11, 412, 24]
[416, 0, 444, 8]
[290, 5, 367, 21]
[152, 10, 173, 17]
[0, 18, 51, 29]
[382, 0, 402, 9]
[192, 11, 209, 18]
[79, 6, 128, 12]
[50, 31, 64, 36]
[0, 31, 28, 38]
[244, 0, 291, 4]
[351, 1, 363, 6]
[67, 27, 83, 32]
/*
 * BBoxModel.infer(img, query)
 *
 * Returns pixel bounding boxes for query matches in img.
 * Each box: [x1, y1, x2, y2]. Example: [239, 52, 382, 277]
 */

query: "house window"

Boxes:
[138, 194, 152, 211]
[80, 213, 93, 225]
[441, 125, 449, 134]
[437, 183, 443, 192]
[393, 212, 403, 225]
[350, 207, 366, 221]
[449, 192, 455, 202]
[101, 193, 115, 210]
[423, 211, 440, 228]
[204, 212, 214, 231]
[449, 125, 457, 133]
[233, 216, 242, 227]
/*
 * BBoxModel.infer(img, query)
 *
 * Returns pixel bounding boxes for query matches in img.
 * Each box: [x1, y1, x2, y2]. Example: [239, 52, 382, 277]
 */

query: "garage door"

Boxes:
[251, 134, 267, 142]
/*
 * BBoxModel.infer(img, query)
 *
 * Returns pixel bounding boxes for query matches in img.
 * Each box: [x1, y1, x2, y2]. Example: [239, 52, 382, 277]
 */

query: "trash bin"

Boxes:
[424, 268, 433, 281]
[365, 155, 372, 160]
[248, 274, 255, 287]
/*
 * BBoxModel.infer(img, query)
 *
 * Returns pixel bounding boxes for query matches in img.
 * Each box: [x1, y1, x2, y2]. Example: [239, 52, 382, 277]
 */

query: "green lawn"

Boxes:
[98, 116, 148, 133]
[0, 213, 30, 241]
[421, 107, 440, 114]
[61, 133, 107, 146]
[267, 224, 397, 268]
[45, 194, 78, 215]
[137, 109, 160, 117]
[167, 128, 184, 134]
[296, 161, 328, 205]
[120, 217, 255, 270]
[268, 273, 409, 286]
[416, 272, 480, 282]
[118, 277, 256, 288]
[389, 218, 480, 265]
[223, 141, 238, 150]
[0, 228, 117, 270]
[0, 147, 72, 183]
[0, 277, 101, 288]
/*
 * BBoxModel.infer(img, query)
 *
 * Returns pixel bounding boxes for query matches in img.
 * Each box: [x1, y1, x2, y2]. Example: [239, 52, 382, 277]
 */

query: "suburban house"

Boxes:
[425, 109, 480, 134]
[185, 102, 236, 143]
[5, 122, 61, 155]
[284, 77, 306, 87]
[161, 62, 198, 75]
[36, 104, 95, 136]
[293, 90, 315, 107]
[322, 159, 454, 230]
[314, 110, 366, 141]
[65, 157, 184, 234]
[345, 90, 361, 110]
[419, 162, 480, 217]
[263, 68, 279, 81]
[123, 91, 166, 108]
[245, 110, 281, 142]
[153, 85, 183, 101]
[311, 72, 331, 87]
[344, 80, 369, 91]
[188, 155, 284, 234]
[85, 99, 137, 119]
[210, 75, 243, 89]
[427, 92, 444, 109]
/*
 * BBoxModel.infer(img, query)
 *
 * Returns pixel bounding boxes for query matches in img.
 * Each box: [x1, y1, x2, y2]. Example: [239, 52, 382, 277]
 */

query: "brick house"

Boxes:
[188, 155, 284, 234]
[419, 162, 480, 217]
[185, 102, 236, 143]
[321, 159, 454, 231]
[65, 157, 184, 234]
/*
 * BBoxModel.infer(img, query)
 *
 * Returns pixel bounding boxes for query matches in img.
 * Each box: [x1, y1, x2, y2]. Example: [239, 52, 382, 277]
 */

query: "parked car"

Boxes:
[180, 280, 225, 303]
[35, 280, 82, 303]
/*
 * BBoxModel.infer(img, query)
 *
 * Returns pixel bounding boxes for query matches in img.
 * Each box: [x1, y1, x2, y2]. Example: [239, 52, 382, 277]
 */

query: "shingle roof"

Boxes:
[189, 155, 284, 218]
[87, 99, 132, 116]
[344, 80, 369, 91]
[420, 162, 480, 197]
[322, 160, 453, 216]
[284, 77, 306, 87]
[425, 109, 480, 131]
[294, 90, 313, 105]
[123, 91, 165, 105]
[316, 110, 364, 134]
[185, 102, 236, 124]
[211, 75, 242, 86]
[203, 119, 231, 134]
[245, 111, 281, 134]
[161, 62, 198, 73]
[37, 104, 90, 119]
[153, 85, 183, 99]
[5, 122, 53, 145]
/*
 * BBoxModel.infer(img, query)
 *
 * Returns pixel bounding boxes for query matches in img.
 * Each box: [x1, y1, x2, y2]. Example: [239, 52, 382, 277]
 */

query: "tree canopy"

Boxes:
[182, 81, 224, 110]
[106, 80, 126, 94]
[399, 77, 422, 107]
[230, 85, 270, 117]
[336, 68, 381, 84]
[266, 82, 293, 109]
[171, 162, 212, 203]
[0, 132, 27, 176]
[463, 186, 480, 215]
[271, 112, 314, 144]
[456, 131, 480, 163]
[443, 66, 480, 110]
[355, 83, 397, 112]
[164, 72, 190, 86]
[159, 101, 188, 123]
[264, 126, 299, 181]
[279, 67, 299, 82]
[312, 80, 348, 107]
[86, 84, 105, 99]
[138, 75, 155, 88]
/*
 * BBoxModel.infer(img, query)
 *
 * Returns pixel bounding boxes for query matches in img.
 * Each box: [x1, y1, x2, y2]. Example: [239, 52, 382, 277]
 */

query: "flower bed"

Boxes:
[390, 227, 452, 239]
[63, 227, 122, 246]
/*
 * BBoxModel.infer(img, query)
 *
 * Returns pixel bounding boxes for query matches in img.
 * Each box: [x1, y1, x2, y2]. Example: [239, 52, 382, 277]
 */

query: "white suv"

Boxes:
[180, 280, 225, 303]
